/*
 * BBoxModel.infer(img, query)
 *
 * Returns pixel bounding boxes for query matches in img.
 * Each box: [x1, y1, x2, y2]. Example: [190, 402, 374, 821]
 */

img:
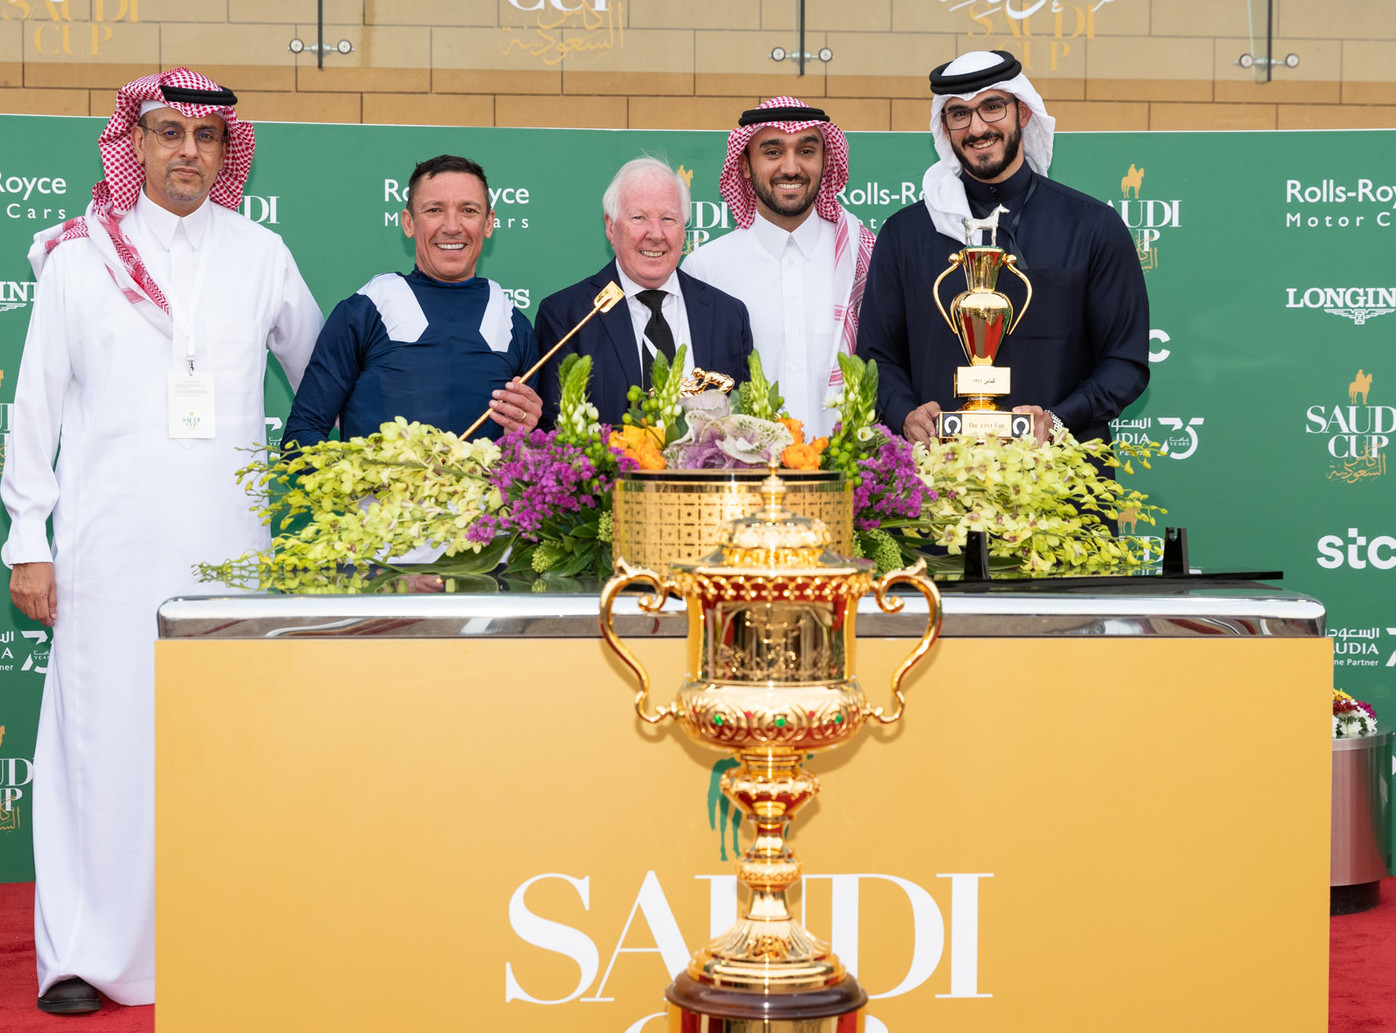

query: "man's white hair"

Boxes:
[602, 156, 690, 227]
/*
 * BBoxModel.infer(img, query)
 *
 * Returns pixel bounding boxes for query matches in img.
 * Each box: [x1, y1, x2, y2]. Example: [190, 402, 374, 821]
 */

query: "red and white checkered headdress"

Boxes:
[718, 96, 852, 230]
[93, 66, 253, 218]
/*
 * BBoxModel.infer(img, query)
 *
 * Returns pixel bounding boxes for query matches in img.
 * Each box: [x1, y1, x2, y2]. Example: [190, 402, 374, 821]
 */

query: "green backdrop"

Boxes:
[0, 118, 1391, 881]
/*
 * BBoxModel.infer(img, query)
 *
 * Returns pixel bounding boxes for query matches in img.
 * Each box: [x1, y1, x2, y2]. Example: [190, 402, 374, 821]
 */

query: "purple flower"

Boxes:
[489, 425, 632, 542]
[852, 426, 924, 531]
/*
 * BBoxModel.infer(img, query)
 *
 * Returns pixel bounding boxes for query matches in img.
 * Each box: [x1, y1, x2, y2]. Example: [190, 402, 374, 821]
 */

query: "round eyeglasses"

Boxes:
[138, 123, 226, 153]
[942, 98, 1013, 132]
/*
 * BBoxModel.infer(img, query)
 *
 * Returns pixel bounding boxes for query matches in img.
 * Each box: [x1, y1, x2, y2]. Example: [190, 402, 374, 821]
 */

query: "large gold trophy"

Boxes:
[933, 210, 1035, 439]
[599, 465, 943, 1033]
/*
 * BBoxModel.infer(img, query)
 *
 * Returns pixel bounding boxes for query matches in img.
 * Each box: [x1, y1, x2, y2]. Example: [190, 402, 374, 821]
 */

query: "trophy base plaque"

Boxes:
[666, 972, 867, 1033]
[937, 409, 1034, 439]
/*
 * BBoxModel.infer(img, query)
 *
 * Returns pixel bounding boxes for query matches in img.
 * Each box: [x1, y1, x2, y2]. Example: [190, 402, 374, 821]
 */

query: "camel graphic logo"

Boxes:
[1286, 286, 1396, 325]
[1107, 165, 1180, 272]
[1311, 371, 1391, 482]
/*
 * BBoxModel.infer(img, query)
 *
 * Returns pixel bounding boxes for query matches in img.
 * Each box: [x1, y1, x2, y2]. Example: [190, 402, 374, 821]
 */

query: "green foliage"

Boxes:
[621, 344, 691, 446]
[195, 418, 508, 592]
[733, 351, 784, 421]
[912, 432, 1166, 574]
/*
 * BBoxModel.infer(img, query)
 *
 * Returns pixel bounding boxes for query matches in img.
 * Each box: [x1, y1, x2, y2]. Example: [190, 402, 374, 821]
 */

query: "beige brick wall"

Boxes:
[0, 0, 1387, 134]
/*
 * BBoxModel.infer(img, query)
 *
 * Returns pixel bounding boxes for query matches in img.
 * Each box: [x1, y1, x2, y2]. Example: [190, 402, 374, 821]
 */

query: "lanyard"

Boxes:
[171, 222, 215, 373]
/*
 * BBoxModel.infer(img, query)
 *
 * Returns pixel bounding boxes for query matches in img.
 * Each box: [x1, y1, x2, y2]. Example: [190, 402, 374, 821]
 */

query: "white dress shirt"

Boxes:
[684, 212, 837, 435]
[613, 264, 695, 382]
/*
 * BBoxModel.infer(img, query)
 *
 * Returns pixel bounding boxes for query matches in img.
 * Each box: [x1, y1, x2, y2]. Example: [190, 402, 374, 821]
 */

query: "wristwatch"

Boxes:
[1045, 410, 1064, 434]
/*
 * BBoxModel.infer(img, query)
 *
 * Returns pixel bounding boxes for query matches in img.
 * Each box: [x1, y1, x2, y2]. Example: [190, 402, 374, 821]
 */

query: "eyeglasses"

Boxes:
[942, 98, 1014, 132]
[137, 123, 226, 153]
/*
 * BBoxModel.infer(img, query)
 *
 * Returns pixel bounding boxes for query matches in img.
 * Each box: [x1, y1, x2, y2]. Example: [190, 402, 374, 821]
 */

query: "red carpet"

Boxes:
[1331, 878, 1396, 1030]
[0, 878, 1393, 1030]
[0, 883, 152, 1031]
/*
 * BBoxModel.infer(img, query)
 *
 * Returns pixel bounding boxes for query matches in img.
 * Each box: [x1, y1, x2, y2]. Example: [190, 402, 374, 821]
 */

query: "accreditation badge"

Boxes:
[169, 370, 216, 439]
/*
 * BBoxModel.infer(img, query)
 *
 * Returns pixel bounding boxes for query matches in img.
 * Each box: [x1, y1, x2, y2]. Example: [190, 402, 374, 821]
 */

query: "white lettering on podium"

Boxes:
[582, 870, 691, 1001]
[504, 873, 600, 1004]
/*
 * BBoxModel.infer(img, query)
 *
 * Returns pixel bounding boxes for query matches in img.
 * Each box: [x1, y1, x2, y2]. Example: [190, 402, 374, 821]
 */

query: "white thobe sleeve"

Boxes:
[266, 243, 323, 392]
[0, 251, 75, 567]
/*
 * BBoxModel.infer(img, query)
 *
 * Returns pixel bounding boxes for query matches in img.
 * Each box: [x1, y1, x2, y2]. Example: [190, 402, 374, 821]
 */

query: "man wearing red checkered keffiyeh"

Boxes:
[684, 97, 876, 437]
[2, 69, 322, 1016]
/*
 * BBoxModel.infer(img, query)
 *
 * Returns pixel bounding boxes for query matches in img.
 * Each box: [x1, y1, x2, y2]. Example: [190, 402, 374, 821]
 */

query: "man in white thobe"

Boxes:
[683, 97, 876, 438]
[0, 69, 322, 1014]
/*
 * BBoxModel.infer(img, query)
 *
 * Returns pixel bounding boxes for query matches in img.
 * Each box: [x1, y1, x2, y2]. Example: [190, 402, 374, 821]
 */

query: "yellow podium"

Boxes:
[155, 584, 1331, 1033]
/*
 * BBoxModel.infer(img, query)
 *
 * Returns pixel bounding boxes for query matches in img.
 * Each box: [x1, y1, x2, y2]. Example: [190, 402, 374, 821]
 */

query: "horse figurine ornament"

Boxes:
[962, 204, 1009, 246]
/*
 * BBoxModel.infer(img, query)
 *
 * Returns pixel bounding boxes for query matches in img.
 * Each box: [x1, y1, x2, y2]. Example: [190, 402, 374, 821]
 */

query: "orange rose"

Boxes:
[777, 416, 806, 445]
[781, 442, 822, 470]
[609, 426, 666, 470]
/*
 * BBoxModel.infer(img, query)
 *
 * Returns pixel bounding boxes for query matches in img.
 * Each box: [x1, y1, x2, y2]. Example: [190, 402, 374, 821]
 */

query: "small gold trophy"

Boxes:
[599, 465, 943, 1033]
[933, 208, 1035, 438]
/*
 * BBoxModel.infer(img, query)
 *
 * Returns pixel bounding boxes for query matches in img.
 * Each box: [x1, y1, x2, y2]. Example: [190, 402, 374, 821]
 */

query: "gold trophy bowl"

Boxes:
[932, 237, 1035, 438]
[599, 465, 944, 1033]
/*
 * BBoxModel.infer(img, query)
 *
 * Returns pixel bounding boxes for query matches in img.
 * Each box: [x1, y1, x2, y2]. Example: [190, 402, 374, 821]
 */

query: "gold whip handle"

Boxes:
[461, 280, 626, 440]
[1003, 254, 1033, 336]
[931, 252, 964, 336]
[868, 559, 944, 724]
[598, 565, 678, 724]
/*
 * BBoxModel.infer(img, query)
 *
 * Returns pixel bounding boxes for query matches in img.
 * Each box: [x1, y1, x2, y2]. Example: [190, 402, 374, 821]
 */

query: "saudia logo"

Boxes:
[1285, 286, 1395, 326]
[1106, 165, 1180, 272]
[1285, 179, 1396, 229]
[0, 628, 51, 674]
[1329, 626, 1396, 668]
[1109, 416, 1204, 460]
[0, 280, 35, 313]
[504, 869, 992, 1029]
[381, 180, 532, 230]
[1308, 370, 1392, 479]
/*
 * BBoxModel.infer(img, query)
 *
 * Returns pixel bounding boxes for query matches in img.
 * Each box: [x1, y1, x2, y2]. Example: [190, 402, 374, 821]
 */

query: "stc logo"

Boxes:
[1316, 528, 1396, 570]
[504, 870, 991, 1031]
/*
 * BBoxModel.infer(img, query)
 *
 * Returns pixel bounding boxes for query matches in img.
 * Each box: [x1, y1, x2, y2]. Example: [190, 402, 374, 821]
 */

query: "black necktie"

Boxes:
[637, 290, 676, 388]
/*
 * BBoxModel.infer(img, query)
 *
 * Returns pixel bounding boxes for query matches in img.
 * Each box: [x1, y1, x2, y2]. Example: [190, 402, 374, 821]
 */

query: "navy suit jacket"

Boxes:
[535, 260, 754, 427]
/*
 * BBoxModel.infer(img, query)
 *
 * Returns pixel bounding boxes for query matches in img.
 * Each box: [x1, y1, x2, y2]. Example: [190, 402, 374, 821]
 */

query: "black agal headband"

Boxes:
[160, 83, 239, 106]
[738, 104, 829, 127]
[928, 50, 1021, 96]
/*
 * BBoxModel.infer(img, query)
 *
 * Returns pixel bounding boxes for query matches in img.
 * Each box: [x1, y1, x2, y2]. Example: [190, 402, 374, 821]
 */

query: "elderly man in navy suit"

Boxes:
[537, 157, 753, 426]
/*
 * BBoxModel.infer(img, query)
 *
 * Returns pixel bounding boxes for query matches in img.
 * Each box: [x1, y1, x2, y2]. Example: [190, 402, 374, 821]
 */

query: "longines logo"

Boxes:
[0, 280, 35, 313]
[1109, 416, 1204, 460]
[1285, 286, 1395, 325]
[1329, 625, 1395, 668]
[1308, 370, 1391, 481]
[1106, 164, 1179, 271]
[504, 869, 992, 1027]
[381, 179, 532, 230]
[1285, 178, 1396, 229]
[1316, 527, 1396, 570]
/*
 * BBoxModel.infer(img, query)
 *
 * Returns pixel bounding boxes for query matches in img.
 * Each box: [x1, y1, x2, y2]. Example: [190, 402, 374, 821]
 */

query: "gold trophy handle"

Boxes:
[598, 565, 678, 725]
[1003, 254, 1033, 335]
[868, 559, 944, 725]
[931, 253, 965, 335]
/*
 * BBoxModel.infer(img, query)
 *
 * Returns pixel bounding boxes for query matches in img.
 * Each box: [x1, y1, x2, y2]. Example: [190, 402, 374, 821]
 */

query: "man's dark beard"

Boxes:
[752, 174, 818, 219]
[953, 118, 1023, 182]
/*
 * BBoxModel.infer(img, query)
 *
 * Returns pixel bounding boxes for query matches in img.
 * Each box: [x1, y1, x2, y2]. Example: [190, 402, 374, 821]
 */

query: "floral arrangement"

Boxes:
[906, 432, 1164, 574]
[1334, 689, 1380, 738]
[197, 350, 1162, 592]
